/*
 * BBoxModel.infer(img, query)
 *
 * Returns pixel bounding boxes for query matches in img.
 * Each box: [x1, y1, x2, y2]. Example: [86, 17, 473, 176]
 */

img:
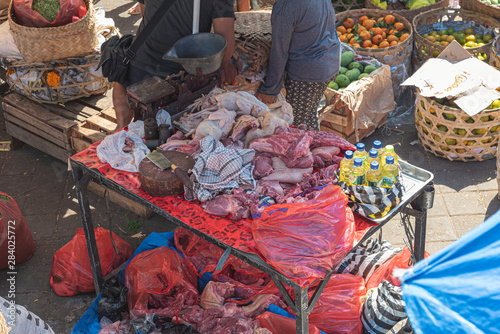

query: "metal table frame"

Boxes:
[70, 158, 434, 334]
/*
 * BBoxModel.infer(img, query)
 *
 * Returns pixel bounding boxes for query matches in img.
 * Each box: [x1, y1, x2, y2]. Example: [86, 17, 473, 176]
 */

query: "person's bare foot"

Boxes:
[127, 2, 141, 15]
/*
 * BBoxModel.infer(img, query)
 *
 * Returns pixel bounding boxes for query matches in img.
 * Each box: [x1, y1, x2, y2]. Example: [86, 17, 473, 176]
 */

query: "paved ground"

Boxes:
[0, 1, 498, 333]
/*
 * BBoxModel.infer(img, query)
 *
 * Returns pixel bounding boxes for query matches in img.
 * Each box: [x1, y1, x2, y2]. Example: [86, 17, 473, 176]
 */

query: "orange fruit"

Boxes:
[390, 40, 398, 46]
[379, 41, 390, 48]
[426, 35, 436, 43]
[400, 33, 410, 42]
[349, 37, 357, 45]
[385, 15, 395, 25]
[362, 40, 373, 48]
[343, 17, 355, 29]
[394, 22, 404, 31]
[360, 30, 372, 41]
[381, 31, 387, 39]
[387, 35, 399, 43]
[372, 34, 383, 45]
[346, 33, 354, 40]
[337, 26, 347, 35]
[371, 27, 383, 36]
[352, 42, 361, 47]
[357, 25, 367, 34]
[339, 34, 347, 42]
[363, 19, 374, 30]
[347, 28, 352, 33]
[359, 15, 369, 24]
[371, 45, 379, 49]
[377, 17, 385, 25]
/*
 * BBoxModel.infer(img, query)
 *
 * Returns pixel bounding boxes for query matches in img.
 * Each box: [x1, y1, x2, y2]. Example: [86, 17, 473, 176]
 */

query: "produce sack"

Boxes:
[212, 256, 272, 301]
[50, 227, 132, 296]
[307, 274, 366, 334]
[0, 192, 34, 270]
[257, 312, 323, 334]
[362, 280, 407, 334]
[0, 296, 55, 334]
[13, 0, 87, 27]
[124, 246, 199, 312]
[253, 184, 355, 281]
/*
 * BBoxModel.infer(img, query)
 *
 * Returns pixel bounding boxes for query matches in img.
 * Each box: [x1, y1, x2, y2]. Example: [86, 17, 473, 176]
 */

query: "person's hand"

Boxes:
[220, 63, 238, 85]
[256, 92, 277, 105]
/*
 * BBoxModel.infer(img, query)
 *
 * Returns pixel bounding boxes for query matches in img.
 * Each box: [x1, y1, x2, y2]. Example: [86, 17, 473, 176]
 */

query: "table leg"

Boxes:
[411, 182, 435, 262]
[295, 285, 309, 334]
[71, 164, 104, 294]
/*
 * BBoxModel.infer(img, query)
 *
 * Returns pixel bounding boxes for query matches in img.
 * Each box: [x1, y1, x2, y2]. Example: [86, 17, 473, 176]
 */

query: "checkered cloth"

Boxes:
[336, 239, 403, 280]
[339, 176, 404, 219]
[190, 136, 256, 202]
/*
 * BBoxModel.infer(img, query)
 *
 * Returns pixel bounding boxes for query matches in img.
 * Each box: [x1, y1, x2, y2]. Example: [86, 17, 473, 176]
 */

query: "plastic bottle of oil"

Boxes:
[372, 140, 384, 157]
[382, 156, 399, 188]
[339, 150, 354, 183]
[366, 161, 383, 188]
[353, 143, 369, 164]
[364, 149, 380, 171]
[349, 158, 367, 186]
[381, 145, 398, 167]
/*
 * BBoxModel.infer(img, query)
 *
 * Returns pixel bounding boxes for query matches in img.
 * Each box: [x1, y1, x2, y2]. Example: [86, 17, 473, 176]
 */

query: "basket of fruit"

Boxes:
[490, 36, 500, 68]
[365, 0, 448, 21]
[413, 8, 498, 70]
[460, 0, 500, 21]
[8, 0, 98, 63]
[414, 90, 500, 162]
[332, 0, 366, 13]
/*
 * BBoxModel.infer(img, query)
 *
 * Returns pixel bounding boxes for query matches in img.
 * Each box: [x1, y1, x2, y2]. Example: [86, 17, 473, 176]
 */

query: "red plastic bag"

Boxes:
[125, 246, 199, 312]
[50, 227, 132, 296]
[253, 184, 355, 282]
[0, 192, 34, 270]
[212, 256, 272, 301]
[174, 228, 224, 274]
[307, 274, 366, 334]
[257, 312, 322, 334]
[13, 0, 87, 27]
[366, 246, 430, 290]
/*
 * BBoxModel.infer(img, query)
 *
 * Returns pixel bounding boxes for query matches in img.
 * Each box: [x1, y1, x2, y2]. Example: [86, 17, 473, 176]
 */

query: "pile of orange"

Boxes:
[337, 14, 411, 49]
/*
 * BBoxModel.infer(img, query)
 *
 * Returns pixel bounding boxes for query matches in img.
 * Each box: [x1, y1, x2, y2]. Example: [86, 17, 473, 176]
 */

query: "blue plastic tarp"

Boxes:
[401, 209, 500, 334]
[71, 294, 102, 334]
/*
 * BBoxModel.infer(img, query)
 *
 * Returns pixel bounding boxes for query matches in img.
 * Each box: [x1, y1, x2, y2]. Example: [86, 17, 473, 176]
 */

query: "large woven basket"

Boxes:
[415, 90, 500, 162]
[8, 0, 98, 63]
[460, 0, 500, 20]
[234, 10, 271, 35]
[490, 36, 500, 68]
[6, 53, 112, 104]
[365, 0, 447, 21]
[413, 8, 499, 70]
[332, 0, 366, 13]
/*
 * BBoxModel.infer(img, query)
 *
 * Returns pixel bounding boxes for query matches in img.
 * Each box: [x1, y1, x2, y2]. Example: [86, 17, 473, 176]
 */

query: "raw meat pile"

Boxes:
[161, 88, 294, 156]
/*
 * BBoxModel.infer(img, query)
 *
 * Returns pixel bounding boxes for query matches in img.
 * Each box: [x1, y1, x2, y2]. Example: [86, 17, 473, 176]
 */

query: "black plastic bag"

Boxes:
[162, 323, 201, 334]
[97, 277, 128, 322]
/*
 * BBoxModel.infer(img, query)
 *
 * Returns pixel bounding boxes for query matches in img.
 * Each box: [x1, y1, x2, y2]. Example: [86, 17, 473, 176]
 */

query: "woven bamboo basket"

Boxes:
[414, 90, 500, 162]
[332, 0, 366, 13]
[365, 0, 447, 21]
[234, 10, 271, 35]
[460, 0, 500, 20]
[8, 0, 98, 63]
[413, 8, 499, 70]
[490, 36, 500, 68]
[6, 53, 112, 104]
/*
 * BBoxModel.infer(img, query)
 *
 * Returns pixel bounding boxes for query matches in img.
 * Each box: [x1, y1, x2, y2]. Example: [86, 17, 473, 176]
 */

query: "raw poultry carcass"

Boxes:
[184, 87, 227, 113]
[193, 109, 236, 141]
[268, 101, 294, 126]
[231, 115, 260, 141]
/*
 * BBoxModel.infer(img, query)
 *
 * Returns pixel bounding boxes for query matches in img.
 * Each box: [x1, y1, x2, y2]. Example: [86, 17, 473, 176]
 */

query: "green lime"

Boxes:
[446, 28, 455, 35]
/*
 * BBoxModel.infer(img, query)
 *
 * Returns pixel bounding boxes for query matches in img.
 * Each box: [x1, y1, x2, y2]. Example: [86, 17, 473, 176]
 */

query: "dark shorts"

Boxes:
[122, 64, 160, 89]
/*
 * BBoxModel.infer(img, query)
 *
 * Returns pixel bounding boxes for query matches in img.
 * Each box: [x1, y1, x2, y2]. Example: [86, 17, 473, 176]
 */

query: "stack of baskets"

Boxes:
[365, 0, 447, 21]
[332, 0, 366, 13]
[413, 8, 499, 70]
[490, 36, 500, 68]
[460, 0, 500, 20]
[415, 90, 500, 162]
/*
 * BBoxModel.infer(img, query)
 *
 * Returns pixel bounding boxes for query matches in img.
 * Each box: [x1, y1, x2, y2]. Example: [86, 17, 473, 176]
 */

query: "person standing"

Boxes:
[113, 0, 237, 130]
[256, 0, 340, 131]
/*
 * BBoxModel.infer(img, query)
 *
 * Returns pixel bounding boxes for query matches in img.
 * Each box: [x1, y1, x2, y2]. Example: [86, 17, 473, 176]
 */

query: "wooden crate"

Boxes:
[1, 91, 154, 218]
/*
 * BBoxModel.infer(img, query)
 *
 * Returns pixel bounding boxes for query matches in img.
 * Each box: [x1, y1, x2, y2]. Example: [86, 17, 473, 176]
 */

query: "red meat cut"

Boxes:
[249, 132, 312, 160]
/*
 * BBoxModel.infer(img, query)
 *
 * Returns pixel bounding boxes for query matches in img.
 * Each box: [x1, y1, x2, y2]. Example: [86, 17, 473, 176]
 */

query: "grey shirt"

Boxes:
[259, 0, 341, 96]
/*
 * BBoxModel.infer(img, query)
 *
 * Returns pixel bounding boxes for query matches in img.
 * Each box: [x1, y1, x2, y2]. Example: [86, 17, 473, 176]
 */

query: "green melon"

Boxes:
[346, 69, 361, 82]
[348, 61, 363, 71]
[340, 52, 355, 67]
[364, 65, 377, 74]
[335, 74, 351, 88]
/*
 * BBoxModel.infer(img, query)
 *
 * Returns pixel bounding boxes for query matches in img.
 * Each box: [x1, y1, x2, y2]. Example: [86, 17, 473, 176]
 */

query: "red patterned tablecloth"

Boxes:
[70, 141, 376, 256]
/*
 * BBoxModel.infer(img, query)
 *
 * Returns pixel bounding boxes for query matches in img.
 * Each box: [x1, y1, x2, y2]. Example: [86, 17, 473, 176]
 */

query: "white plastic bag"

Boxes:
[0, 21, 23, 60]
[0, 296, 55, 334]
[96, 131, 150, 172]
[128, 120, 145, 138]
[156, 109, 172, 128]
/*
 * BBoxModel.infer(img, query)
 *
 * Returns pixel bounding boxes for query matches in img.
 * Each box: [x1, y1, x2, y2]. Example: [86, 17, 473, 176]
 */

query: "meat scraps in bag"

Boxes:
[50, 227, 132, 296]
[0, 192, 34, 270]
[125, 246, 199, 315]
[174, 228, 224, 274]
[252, 184, 355, 281]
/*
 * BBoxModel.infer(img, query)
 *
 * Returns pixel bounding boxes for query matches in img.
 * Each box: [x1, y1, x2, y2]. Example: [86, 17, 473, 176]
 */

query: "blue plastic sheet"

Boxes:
[71, 294, 102, 334]
[401, 210, 500, 334]
[266, 305, 327, 334]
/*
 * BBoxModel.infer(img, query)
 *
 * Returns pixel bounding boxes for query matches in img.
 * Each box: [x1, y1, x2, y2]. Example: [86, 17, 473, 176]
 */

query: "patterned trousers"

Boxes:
[285, 77, 330, 131]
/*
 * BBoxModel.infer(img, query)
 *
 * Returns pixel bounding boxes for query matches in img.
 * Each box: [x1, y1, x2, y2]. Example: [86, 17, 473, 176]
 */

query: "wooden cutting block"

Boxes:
[139, 151, 195, 197]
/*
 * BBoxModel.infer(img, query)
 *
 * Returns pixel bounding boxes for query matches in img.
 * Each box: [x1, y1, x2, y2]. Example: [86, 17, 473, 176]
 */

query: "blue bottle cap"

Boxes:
[354, 158, 363, 167]
[370, 161, 379, 170]
[369, 149, 378, 158]
[356, 143, 365, 151]
[373, 140, 382, 149]
[345, 150, 354, 159]
[386, 156, 395, 164]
